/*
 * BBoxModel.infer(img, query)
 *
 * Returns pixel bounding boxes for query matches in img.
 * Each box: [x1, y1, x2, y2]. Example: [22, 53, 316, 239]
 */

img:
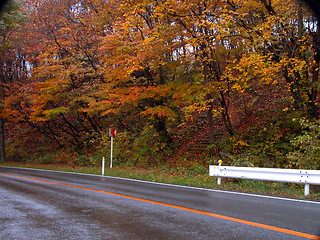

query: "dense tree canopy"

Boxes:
[1, 0, 319, 169]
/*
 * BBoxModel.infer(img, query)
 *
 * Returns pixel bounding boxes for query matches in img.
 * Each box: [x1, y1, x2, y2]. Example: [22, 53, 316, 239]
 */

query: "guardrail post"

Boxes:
[304, 184, 310, 196]
[102, 157, 105, 176]
[217, 160, 222, 185]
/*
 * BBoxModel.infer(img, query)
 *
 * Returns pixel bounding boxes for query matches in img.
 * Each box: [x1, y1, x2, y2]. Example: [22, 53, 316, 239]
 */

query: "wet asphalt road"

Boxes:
[0, 167, 319, 240]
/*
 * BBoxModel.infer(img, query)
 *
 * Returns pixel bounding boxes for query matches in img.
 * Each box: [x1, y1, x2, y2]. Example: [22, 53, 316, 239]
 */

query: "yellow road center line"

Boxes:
[1, 172, 319, 240]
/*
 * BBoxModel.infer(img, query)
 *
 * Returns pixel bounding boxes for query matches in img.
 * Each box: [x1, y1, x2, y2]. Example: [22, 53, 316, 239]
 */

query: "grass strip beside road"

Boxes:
[0, 162, 319, 200]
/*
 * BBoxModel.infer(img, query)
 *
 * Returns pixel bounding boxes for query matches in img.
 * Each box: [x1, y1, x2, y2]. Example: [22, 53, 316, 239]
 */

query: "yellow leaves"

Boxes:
[184, 100, 222, 121]
[43, 107, 68, 119]
[280, 57, 306, 75]
[228, 135, 250, 154]
[240, 0, 265, 14]
[184, 101, 209, 116]
[236, 139, 250, 147]
[140, 106, 177, 120]
[225, 53, 281, 93]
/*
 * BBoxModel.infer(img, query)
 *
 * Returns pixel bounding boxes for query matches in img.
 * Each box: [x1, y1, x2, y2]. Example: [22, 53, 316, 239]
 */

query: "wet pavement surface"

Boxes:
[0, 167, 319, 239]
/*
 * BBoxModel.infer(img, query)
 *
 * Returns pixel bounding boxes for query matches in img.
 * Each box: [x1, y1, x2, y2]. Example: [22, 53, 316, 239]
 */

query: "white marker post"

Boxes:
[110, 136, 113, 168]
[102, 157, 105, 176]
[109, 128, 117, 169]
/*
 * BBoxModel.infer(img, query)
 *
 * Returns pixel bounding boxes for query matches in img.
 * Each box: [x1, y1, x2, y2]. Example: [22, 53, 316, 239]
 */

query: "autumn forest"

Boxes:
[0, 0, 320, 170]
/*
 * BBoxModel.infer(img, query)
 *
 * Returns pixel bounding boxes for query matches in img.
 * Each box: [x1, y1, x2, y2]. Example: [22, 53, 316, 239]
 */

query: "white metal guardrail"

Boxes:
[209, 165, 320, 196]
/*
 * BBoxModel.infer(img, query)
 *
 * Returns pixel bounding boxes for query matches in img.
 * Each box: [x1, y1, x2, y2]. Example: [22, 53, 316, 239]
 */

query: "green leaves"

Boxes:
[43, 107, 68, 120]
[287, 119, 320, 169]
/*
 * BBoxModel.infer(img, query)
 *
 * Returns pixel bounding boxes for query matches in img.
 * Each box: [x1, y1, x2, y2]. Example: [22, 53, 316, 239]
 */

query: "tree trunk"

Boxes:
[308, 19, 320, 119]
[205, 94, 216, 145]
[201, 44, 217, 145]
[153, 115, 172, 144]
[0, 116, 5, 162]
[0, 82, 5, 162]
[219, 92, 234, 136]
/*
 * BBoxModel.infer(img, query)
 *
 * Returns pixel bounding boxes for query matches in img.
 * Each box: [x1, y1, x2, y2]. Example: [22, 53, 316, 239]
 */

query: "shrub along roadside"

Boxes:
[1, 162, 319, 200]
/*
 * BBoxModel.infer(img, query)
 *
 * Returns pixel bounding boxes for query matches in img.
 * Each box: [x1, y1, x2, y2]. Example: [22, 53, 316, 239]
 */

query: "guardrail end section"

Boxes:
[209, 165, 220, 176]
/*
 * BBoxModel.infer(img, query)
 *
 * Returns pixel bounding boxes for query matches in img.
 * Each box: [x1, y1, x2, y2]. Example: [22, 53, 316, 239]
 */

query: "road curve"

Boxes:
[0, 166, 319, 240]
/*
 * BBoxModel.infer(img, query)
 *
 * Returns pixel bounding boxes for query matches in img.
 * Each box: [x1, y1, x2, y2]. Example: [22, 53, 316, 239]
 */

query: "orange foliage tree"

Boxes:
[2, 0, 320, 167]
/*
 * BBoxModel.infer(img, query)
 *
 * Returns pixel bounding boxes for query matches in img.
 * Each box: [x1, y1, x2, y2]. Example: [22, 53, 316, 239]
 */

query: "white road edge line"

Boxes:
[1, 166, 320, 205]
